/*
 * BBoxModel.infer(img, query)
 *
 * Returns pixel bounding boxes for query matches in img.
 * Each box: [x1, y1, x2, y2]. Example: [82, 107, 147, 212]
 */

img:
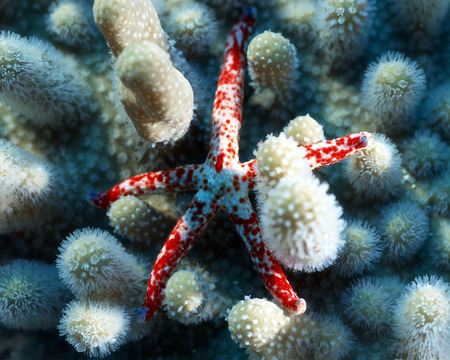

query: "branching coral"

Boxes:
[260, 175, 345, 272]
[254, 132, 311, 193]
[361, 52, 426, 133]
[46, 0, 98, 49]
[228, 297, 355, 359]
[332, 219, 382, 277]
[342, 277, 394, 336]
[344, 133, 403, 202]
[282, 114, 325, 146]
[0, 31, 91, 128]
[391, 0, 450, 50]
[56, 228, 147, 302]
[316, 0, 374, 69]
[0, 139, 65, 234]
[163, 264, 226, 324]
[167, 2, 218, 58]
[377, 200, 429, 262]
[93, 0, 194, 143]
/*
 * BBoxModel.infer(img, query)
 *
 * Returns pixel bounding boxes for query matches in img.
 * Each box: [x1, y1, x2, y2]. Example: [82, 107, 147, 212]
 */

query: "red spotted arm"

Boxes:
[226, 197, 306, 314]
[137, 191, 220, 322]
[302, 131, 372, 169]
[88, 164, 202, 209]
[244, 132, 372, 175]
[206, 7, 256, 171]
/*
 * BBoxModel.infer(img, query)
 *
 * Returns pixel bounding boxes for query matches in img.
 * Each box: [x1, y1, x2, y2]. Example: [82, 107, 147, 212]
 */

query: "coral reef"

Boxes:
[0, 0, 449, 359]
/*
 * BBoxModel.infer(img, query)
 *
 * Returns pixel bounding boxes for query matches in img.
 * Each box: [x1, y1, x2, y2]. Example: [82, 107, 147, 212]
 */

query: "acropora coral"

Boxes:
[0, 0, 449, 359]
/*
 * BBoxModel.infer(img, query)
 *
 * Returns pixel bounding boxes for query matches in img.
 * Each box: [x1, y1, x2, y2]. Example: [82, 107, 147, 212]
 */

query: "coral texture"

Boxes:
[260, 175, 345, 272]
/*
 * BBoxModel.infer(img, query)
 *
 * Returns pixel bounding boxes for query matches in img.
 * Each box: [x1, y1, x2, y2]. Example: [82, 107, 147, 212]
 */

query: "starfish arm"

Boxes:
[302, 131, 372, 169]
[88, 164, 202, 208]
[207, 7, 256, 170]
[239, 160, 258, 190]
[226, 198, 306, 315]
[138, 190, 221, 322]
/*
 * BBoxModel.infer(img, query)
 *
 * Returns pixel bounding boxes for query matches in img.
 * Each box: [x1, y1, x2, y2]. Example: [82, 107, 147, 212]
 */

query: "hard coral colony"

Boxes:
[0, 1, 449, 360]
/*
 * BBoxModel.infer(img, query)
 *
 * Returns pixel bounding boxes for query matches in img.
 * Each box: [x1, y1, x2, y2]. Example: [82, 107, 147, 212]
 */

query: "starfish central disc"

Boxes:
[196, 162, 250, 202]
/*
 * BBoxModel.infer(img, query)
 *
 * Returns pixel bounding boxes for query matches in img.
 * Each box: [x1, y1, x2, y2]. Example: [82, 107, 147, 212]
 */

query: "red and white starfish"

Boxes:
[89, 8, 371, 322]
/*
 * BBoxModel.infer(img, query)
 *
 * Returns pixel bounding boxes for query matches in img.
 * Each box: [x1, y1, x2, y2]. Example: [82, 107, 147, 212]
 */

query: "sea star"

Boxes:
[89, 7, 371, 322]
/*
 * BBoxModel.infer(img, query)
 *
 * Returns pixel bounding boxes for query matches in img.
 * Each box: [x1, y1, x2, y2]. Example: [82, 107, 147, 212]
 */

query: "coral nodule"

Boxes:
[56, 228, 146, 302]
[393, 276, 450, 360]
[0, 259, 68, 331]
[260, 175, 345, 272]
[59, 300, 130, 358]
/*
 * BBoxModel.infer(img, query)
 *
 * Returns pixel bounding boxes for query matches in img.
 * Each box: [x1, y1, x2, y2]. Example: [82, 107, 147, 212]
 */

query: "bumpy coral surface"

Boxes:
[59, 299, 131, 358]
[393, 276, 450, 360]
[0, 0, 449, 359]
